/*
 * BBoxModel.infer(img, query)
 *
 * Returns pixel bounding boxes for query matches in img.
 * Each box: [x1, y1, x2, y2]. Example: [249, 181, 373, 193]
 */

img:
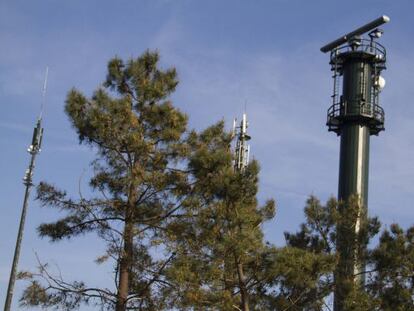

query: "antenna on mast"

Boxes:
[320, 16, 390, 311]
[4, 68, 47, 311]
[233, 112, 251, 172]
[232, 118, 237, 139]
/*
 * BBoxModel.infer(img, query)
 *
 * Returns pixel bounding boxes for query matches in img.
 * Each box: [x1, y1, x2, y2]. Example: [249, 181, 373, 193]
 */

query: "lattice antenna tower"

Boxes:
[232, 113, 251, 172]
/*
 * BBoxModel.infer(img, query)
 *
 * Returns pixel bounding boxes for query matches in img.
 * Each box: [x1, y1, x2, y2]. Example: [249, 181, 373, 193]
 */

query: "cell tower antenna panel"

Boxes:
[232, 118, 237, 138]
[242, 113, 247, 134]
[233, 113, 251, 172]
[320, 15, 390, 53]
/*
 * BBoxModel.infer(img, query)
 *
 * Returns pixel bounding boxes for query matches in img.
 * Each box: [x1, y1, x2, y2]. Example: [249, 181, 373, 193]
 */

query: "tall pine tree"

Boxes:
[20, 51, 189, 311]
[164, 122, 276, 310]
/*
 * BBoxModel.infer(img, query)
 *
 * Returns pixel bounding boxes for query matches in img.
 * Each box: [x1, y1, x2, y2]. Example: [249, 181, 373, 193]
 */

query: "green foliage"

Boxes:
[164, 122, 276, 310]
[260, 247, 335, 310]
[285, 196, 338, 254]
[368, 224, 414, 310]
[18, 50, 413, 311]
[280, 197, 339, 309]
[20, 51, 189, 311]
[286, 196, 413, 310]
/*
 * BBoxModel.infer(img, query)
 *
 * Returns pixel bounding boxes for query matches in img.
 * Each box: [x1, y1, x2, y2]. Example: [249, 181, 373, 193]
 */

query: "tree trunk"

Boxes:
[236, 258, 249, 311]
[116, 184, 137, 311]
[116, 219, 134, 311]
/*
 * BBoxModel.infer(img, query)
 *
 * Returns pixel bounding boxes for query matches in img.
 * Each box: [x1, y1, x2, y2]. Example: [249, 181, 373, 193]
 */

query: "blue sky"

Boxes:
[1, 0, 414, 309]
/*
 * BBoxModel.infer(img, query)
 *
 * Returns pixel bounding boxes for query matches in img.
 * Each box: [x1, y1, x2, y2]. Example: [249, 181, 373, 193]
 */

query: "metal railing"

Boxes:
[327, 100, 384, 134]
[330, 39, 386, 64]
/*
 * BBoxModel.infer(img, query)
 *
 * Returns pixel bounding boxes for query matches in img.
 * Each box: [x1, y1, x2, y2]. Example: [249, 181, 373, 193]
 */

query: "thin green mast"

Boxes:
[4, 68, 47, 311]
[321, 17, 389, 311]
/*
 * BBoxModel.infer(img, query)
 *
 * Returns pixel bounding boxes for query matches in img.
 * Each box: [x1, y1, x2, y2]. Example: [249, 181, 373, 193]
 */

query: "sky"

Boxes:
[1, 0, 414, 309]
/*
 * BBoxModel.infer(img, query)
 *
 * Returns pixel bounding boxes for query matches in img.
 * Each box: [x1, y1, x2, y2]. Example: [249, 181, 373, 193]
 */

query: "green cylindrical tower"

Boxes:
[321, 16, 389, 311]
[336, 47, 380, 208]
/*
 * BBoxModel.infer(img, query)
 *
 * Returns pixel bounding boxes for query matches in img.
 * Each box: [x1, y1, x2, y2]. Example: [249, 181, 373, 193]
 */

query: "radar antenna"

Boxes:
[321, 15, 390, 53]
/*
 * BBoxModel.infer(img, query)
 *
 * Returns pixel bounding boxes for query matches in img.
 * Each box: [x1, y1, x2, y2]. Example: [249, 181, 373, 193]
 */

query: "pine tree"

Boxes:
[164, 122, 276, 310]
[257, 196, 337, 310]
[20, 51, 189, 311]
[368, 224, 414, 310]
[285, 196, 414, 310]
[17, 50, 413, 311]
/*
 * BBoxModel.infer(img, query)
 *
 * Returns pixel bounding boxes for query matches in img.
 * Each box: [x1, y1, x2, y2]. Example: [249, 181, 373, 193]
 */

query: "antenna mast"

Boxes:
[4, 69, 47, 311]
[233, 113, 251, 172]
[321, 16, 389, 311]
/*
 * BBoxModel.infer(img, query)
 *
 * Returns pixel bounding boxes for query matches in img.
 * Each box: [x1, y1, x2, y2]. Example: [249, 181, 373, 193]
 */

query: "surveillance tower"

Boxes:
[321, 16, 389, 311]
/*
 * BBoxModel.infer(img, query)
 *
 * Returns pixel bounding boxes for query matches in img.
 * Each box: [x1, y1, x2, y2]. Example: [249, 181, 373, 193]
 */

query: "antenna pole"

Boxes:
[321, 18, 389, 311]
[232, 113, 252, 311]
[3, 69, 46, 311]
